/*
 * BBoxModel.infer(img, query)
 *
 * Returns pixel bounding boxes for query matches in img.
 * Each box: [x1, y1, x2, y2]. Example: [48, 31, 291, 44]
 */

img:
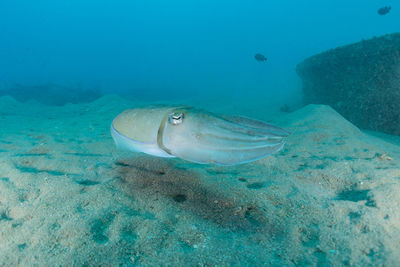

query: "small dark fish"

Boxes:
[254, 53, 267, 62]
[378, 6, 391, 15]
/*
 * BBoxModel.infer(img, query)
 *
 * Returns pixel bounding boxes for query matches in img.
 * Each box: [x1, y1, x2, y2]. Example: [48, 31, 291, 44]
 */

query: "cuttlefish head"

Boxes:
[111, 106, 289, 166]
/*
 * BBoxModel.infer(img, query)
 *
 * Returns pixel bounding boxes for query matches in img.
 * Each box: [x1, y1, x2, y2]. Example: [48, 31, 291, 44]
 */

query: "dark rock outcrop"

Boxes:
[296, 33, 400, 135]
[0, 83, 102, 106]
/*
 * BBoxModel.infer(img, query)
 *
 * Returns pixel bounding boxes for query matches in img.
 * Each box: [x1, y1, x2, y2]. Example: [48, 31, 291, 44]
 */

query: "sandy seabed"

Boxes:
[0, 95, 399, 266]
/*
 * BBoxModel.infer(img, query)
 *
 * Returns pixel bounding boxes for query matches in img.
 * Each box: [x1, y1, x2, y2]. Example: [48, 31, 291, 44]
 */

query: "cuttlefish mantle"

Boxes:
[111, 106, 290, 166]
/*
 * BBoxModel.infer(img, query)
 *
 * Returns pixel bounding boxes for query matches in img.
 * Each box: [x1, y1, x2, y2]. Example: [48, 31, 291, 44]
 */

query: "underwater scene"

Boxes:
[0, 0, 399, 266]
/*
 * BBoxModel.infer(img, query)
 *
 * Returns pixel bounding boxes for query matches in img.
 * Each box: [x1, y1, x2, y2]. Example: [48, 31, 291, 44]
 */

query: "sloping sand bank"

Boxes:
[0, 95, 399, 266]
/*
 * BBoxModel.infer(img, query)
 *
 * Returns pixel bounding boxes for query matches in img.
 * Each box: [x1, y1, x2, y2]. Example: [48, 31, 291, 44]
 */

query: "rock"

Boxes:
[0, 83, 102, 106]
[296, 32, 400, 135]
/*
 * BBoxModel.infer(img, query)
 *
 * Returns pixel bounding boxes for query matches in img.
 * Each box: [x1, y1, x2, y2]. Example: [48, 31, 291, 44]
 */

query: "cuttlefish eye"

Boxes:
[168, 112, 184, 125]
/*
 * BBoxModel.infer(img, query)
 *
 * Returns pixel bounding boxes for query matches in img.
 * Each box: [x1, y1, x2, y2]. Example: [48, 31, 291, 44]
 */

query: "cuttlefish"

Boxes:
[111, 106, 289, 166]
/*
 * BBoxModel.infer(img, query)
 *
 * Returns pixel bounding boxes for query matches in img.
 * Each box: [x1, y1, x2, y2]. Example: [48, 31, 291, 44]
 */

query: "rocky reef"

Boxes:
[0, 83, 102, 106]
[296, 32, 400, 135]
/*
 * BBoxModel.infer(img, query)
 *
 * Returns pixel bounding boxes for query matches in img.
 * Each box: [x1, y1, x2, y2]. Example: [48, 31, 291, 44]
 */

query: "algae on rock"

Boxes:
[297, 32, 400, 135]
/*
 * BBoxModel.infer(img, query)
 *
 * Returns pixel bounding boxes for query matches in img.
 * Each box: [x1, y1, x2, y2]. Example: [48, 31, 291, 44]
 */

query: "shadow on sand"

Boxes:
[113, 156, 284, 237]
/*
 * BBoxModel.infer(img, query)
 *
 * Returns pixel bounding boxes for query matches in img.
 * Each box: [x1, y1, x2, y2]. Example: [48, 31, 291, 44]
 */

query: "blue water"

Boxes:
[0, 0, 397, 105]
